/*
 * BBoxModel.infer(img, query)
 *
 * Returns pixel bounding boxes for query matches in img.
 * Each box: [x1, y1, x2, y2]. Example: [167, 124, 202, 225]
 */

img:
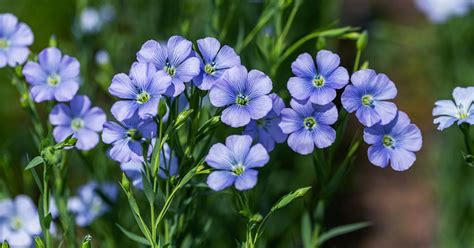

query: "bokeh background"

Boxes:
[1, 0, 473, 247]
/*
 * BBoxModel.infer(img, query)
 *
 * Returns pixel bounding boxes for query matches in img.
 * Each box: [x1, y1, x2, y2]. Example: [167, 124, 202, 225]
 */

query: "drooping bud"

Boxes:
[157, 98, 168, 119]
[174, 109, 193, 128]
[49, 35, 58, 48]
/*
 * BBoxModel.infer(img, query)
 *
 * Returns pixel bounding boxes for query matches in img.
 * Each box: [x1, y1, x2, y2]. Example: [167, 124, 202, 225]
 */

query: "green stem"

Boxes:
[353, 49, 362, 72]
[460, 124, 473, 154]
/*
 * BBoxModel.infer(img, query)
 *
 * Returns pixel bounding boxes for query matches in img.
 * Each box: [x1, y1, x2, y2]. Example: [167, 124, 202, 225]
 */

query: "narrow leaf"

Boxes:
[116, 224, 151, 245]
[271, 186, 311, 212]
[25, 156, 44, 170]
[317, 222, 371, 245]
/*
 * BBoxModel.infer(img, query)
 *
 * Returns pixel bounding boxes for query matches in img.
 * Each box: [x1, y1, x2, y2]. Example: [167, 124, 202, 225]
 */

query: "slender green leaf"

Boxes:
[271, 186, 311, 212]
[25, 156, 44, 170]
[301, 212, 312, 248]
[116, 224, 151, 246]
[317, 222, 371, 245]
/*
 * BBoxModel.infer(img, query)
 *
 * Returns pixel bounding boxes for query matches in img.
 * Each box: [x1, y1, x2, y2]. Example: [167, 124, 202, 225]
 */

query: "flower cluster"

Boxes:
[280, 50, 422, 171]
[20, 44, 107, 151]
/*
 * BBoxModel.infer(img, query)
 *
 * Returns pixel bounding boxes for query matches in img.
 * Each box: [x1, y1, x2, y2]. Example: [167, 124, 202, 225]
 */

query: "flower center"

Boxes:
[0, 38, 8, 49]
[361, 95, 374, 106]
[235, 94, 249, 106]
[10, 216, 23, 230]
[383, 135, 395, 148]
[164, 62, 176, 76]
[312, 75, 325, 87]
[47, 74, 61, 86]
[457, 104, 468, 119]
[304, 117, 317, 130]
[204, 62, 216, 75]
[233, 164, 245, 176]
[71, 118, 85, 131]
[136, 91, 151, 104]
[126, 128, 142, 141]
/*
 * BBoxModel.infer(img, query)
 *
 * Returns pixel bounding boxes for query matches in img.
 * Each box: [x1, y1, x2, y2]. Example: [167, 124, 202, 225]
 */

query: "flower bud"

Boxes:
[157, 98, 168, 119]
[356, 31, 368, 51]
[174, 109, 193, 128]
[316, 37, 326, 50]
[121, 173, 131, 192]
[41, 147, 61, 166]
[2, 241, 9, 248]
[49, 35, 58, 48]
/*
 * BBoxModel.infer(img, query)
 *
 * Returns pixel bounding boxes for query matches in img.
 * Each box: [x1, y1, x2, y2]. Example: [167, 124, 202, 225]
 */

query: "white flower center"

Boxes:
[71, 118, 85, 131]
[47, 74, 61, 86]
[0, 38, 8, 49]
[10, 216, 23, 230]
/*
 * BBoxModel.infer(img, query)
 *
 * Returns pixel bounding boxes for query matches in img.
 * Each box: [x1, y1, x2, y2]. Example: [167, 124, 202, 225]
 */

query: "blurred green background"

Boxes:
[0, 0, 473, 247]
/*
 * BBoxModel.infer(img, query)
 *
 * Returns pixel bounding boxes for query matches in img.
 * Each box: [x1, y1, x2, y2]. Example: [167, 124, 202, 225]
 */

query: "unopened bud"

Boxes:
[174, 109, 193, 128]
[2, 241, 9, 248]
[316, 37, 326, 50]
[49, 35, 58, 48]
[157, 98, 168, 119]
[356, 31, 368, 51]
[121, 173, 131, 192]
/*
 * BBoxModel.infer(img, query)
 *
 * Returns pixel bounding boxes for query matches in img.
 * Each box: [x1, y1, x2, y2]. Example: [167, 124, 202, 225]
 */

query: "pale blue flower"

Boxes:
[433, 86, 474, 130]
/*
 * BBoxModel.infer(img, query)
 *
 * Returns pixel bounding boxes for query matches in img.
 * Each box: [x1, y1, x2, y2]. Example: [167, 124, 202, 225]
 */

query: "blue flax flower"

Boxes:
[279, 99, 338, 155]
[364, 111, 422, 171]
[109, 62, 171, 121]
[206, 135, 269, 191]
[0, 13, 34, 68]
[243, 93, 287, 152]
[121, 143, 178, 189]
[209, 65, 273, 128]
[0, 195, 41, 247]
[137, 36, 200, 97]
[415, 0, 471, 24]
[287, 50, 349, 105]
[23, 47, 80, 102]
[341, 69, 398, 127]
[68, 182, 118, 227]
[102, 112, 156, 163]
[49, 95, 106, 150]
[194, 37, 241, 90]
[433, 86, 474, 130]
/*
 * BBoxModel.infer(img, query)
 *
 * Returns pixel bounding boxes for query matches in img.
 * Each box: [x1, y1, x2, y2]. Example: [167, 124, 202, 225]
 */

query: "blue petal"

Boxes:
[83, 107, 106, 132]
[53, 126, 74, 143]
[432, 100, 457, 118]
[8, 22, 33, 46]
[373, 101, 397, 125]
[38, 47, 62, 74]
[312, 124, 336, 148]
[313, 103, 338, 125]
[221, 105, 251, 127]
[6, 47, 29, 66]
[30, 84, 55, 102]
[205, 143, 234, 170]
[54, 81, 79, 102]
[197, 37, 220, 63]
[325, 66, 349, 89]
[175, 56, 200, 82]
[433, 116, 457, 131]
[291, 53, 316, 78]
[280, 108, 303, 134]
[102, 121, 126, 144]
[136, 40, 167, 69]
[76, 129, 99, 151]
[356, 106, 381, 127]
[316, 50, 340, 76]
[389, 148, 416, 171]
[167, 35, 193, 66]
[244, 144, 269, 168]
[397, 124, 422, 152]
[58, 55, 80, 81]
[109, 73, 138, 99]
[246, 69, 272, 99]
[288, 129, 314, 155]
[23, 61, 47, 85]
[309, 86, 336, 105]
[350, 69, 376, 89]
[369, 73, 397, 100]
[287, 76, 313, 101]
[367, 144, 389, 168]
[224, 65, 248, 94]
[148, 70, 171, 96]
[49, 103, 72, 126]
[111, 100, 139, 121]
[214, 45, 240, 70]
[341, 84, 362, 113]
[247, 95, 272, 120]
[235, 169, 258, 191]
[225, 135, 252, 163]
[70, 95, 91, 117]
[209, 79, 236, 107]
[207, 171, 236, 191]
[138, 97, 160, 119]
